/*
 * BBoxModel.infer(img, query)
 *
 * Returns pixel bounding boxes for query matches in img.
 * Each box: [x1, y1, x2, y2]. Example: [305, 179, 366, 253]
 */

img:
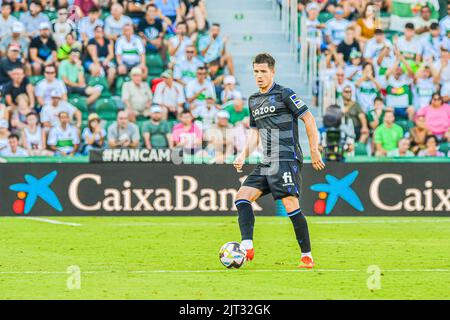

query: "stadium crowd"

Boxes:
[300, 0, 450, 157]
[0, 0, 448, 160]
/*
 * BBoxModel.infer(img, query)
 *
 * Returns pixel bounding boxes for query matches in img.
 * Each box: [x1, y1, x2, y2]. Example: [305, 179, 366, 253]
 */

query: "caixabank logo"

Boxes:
[9, 171, 63, 215]
[310, 171, 364, 215]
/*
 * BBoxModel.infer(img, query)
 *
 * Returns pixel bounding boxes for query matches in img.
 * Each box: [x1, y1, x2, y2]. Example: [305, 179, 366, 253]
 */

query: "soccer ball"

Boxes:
[219, 241, 246, 269]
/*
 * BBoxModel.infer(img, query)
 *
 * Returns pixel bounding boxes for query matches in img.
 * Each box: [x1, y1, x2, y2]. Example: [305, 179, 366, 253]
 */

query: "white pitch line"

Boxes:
[20, 217, 81, 227]
[0, 269, 449, 275]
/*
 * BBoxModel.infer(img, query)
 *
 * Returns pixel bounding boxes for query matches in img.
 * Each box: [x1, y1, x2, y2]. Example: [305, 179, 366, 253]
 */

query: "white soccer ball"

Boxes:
[219, 241, 246, 269]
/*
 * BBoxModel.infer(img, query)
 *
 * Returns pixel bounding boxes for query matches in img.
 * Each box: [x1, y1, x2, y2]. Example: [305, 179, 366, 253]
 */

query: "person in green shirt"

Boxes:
[367, 97, 387, 131]
[142, 105, 172, 149]
[57, 33, 82, 61]
[222, 93, 250, 126]
[374, 109, 404, 156]
[58, 48, 102, 105]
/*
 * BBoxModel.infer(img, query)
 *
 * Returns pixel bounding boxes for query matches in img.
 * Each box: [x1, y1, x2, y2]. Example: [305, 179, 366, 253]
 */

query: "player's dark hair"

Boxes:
[147, 4, 157, 10]
[373, 96, 384, 104]
[253, 53, 276, 69]
[405, 22, 415, 30]
[212, 23, 221, 28]
[430, 22, 439, 30]
[374, 28, 384, 35]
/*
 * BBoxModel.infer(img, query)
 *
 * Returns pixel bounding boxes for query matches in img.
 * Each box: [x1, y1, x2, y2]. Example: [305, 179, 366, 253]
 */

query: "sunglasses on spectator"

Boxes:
[45, 71, 55, 74]
[343, 90, 352, 93]
[337, 74, 344, 77]
[59, 11, 68, 15]
[186, 51, 195, 54]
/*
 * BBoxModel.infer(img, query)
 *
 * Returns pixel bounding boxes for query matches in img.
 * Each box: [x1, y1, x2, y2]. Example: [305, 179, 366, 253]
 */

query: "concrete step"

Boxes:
[207, 0, 273, 10]
[208, 9, 279, 22]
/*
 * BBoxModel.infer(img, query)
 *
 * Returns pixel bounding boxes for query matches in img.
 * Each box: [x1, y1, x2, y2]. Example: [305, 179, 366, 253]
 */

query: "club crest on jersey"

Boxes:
[290, 94, 305, 110]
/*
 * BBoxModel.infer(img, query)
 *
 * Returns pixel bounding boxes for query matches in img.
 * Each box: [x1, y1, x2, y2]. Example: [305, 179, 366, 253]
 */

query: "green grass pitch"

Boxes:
[0, 216, 449, 300]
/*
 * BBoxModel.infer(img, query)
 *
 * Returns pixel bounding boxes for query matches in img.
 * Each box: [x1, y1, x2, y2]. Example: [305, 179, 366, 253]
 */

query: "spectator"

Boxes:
[422, 22, 445, 62]
[35, 64, 67, 107]
[0, 44, 24, 87]
[416, 93, 450, 140]
[342, 85, 369, 143]
[363, 28, 392, 65]
[367, 97, 387, 130]
[439, 3, 450, 37]
[0, 119, 10, 150]
[122, 67, 153, 121]
[107, 110, 140, 149]
[434, 47, 449, 97]
[40, 89, 81, 129]
[153, 69, 185, 120]
[193, 96, 219, 131]
[53, 6, 76, 47]
[415, 4, 438, 39]
[47, 111, 80, 156]
[396, 23, 422, 72]
[355, 62, 382, 112]
[4, 68, 34, 112]
[413, 60, 439, 110]
[138, 4, 167, 62]
[78, 6, 104, 46]
[171, 110, 202, 154]
[85, 25, 116, 87]
[207, 59, 225, 97]
[304, 2, 325, 48]
[57, 33, 82, 61]
[73, 0, 98, 17]
[0, 133, 28, 157]
[81, 113, 106, 155]
[387, 138, 414, 157]
[22, 112, 53, 156]
[222, 93, 249, 125]
[142, 105, 172, 150]
[155, 0, 181, 25]
[0, 22, 30, 60]
[198, 23, 234, 75]
[0, 3, 18, 40]
[0, 97, 8, 121]
[179, 0, 207, 34]
[325, 5, 351, 47]
[168, 22, 193, 62]
[335, 67, 356, 101]
[21, 2, 50, 38]
[29, 22, 58, 75]
[173, 45, 204, 86]
[418, 135, 445, 157]
[221, 75, 240, 103]
[410, 114, 431, 154]
[374, 109, 404, 156]
[354, 2, 380, 47]
[58, 48, 102, 105]
[344, 50, 363, 82]
[115, 23, 147, 77]
[205, 110, 234, 163]
[337, 26, 360, 64]
[186, 66, 216, 112]
[104, 3, 133, 41]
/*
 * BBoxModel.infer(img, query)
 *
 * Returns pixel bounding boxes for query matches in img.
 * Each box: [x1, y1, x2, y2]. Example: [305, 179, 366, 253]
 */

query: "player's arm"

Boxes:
[282, 88, 325, 171]
[301, 111, 325, 171]
[233, 127, 259, 172]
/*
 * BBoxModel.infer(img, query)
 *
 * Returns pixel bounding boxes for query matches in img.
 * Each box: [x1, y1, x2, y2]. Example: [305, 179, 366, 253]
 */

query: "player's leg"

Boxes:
[281, 196, 314, 268]
[236, 166, 270, 260]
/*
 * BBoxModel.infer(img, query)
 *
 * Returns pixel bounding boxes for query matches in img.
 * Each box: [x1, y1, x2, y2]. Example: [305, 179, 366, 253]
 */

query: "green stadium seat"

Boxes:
[146, 53, 165, 77]
[439, 142, 449, 154]
[95, 98, 118, 121]
[115, 75, 130, 96]
[69, 95, 88, 113]
[318, 12, 333, 23]
[12, 11, 21, 19]
[87, 76, 111, 98]
[29, 75, 44, 86]
[395, 120, 414, 133]
[354, 142, 368, 156]
[385, 30, 403, 41]
[44, 10, 58, 22]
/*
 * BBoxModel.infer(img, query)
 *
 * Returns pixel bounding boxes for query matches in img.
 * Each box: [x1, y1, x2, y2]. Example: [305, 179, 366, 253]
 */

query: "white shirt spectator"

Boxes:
[193, 105, 219, 131]
[325, 18, 350, 45]
[186, 79, 216, 109]
[53, 20, 76, 46]
[78, 17, 104, 41]
[421, 34, 445, 60]
[47, 124, 80, 154]
[198, 36, 225, 63]
[40, 101, 77, 127]
[35, 78, 67, 106]
[363, 38, 392, 61]
[169, 36, 193, 62]
[397, 35, 422, 61]
[0, 13, 18, 39]
[0, 145, 28, 157]
[174, 57, 204, 84]
[439, 15, 450, 36]
[115, 34, 145, 66]
[21, 12, 50, 38]
[105, 15, 133, 39]
[153, 81, 185, 108]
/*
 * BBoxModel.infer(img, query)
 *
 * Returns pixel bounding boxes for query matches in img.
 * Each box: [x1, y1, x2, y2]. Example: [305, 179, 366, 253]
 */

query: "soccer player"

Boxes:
[233, 53, 325, 269]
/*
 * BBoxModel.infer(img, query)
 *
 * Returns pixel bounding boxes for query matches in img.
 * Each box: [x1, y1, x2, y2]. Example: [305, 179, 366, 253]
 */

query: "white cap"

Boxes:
[151, 105, 162, 113]
[216, 110, 230, 119]
[50, 89, 62, 97]
[0, 119, 8, 128]
[223, 75, 236, 85]
[12, 22, 24, 33]
[39, 22, 51, 30]
[306, 2, 320, 12]
[233, 91, 242, 100]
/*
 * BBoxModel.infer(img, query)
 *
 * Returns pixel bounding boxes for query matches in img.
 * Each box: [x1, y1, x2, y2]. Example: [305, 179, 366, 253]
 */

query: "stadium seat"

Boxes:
[318, 12, 333, 23]
[355, 142, 368, 156]
[87, 76, 111, 98]
[395, 120, 414, 133]
[44, 10, 57, 22]
[69, 95, 89, 113]
[146, 54, 165, 77]
[115, 76, 130, 96]
[29, 75, 44, 86]
[439, 142, 449, 154]
[94, 98, 118, 121]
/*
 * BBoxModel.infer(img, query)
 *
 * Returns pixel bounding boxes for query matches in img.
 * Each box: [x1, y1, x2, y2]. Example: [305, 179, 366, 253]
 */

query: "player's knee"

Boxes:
[236, 187, 256, 203]
[281, 196, 301, 213]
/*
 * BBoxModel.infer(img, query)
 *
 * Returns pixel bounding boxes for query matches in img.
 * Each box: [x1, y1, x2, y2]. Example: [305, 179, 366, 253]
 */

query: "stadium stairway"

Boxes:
[206, 0, 317, 156]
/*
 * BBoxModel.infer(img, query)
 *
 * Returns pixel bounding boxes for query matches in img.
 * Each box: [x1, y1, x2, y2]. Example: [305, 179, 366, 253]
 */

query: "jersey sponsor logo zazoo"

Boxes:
[289, 94, 306, 109]
[252, 105, 276, 117]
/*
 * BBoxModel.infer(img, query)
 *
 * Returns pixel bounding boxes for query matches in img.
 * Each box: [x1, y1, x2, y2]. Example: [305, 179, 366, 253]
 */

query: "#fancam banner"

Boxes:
[0, 163, 448, 216]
